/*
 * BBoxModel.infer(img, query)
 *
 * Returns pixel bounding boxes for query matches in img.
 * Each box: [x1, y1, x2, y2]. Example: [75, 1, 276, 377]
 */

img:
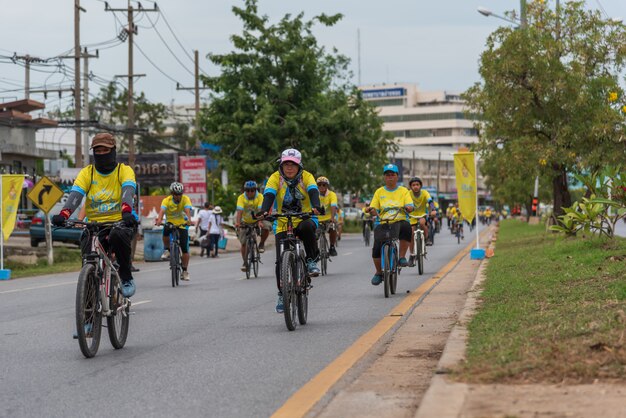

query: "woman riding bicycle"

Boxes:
[257, 148, 323, 313]
[365, 164, 414, 286]
[155, 182, 193, 281]
[52, 133, 138, 298]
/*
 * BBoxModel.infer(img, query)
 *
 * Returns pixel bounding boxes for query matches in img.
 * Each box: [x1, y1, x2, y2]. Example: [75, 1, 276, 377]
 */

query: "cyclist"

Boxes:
[407, 177, 437, 249]
[257, 148, 323, 313]
[361, 200, 374, 237]
[453, 206, 465, 239]
[365, 163, 413, 286]
[155, 182, 192, 281]
[316, 176, 338, 257]
[235, 180, 269, 271]
[484, 207, 493, 225]
[51, 132, 138, 298]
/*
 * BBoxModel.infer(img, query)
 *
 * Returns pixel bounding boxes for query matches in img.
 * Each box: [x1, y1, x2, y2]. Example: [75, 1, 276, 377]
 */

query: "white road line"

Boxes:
[343, 252, 354, 256]
[132, 300, 151, 306]
[0, 280, 75, 294]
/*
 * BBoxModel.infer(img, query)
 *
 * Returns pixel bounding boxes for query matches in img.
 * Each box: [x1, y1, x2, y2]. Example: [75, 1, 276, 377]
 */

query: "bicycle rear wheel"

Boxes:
[107, 270, 129, 349]
[382, 244, 391, 298]
[170, 243, 180, 287]
[364, 224, 371, 247]
[280, 251, 298, 331]
[76, 263, 102, 358]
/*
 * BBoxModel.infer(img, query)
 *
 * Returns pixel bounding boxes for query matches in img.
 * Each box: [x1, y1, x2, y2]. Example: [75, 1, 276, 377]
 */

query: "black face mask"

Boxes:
[93, 148, 117, 174]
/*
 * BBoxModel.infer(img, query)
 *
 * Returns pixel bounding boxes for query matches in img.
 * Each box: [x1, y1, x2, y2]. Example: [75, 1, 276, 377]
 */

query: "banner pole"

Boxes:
[474, 154, 480, 249]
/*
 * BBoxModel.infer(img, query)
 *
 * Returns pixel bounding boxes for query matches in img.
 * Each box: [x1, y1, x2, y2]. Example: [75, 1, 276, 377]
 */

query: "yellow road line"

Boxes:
[271, 229, 489, 418]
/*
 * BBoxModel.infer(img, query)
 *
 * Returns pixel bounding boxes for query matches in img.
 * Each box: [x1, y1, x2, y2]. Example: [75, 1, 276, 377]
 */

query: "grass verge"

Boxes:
[6, 247, 82, 279]
[458, 219, 626, 383]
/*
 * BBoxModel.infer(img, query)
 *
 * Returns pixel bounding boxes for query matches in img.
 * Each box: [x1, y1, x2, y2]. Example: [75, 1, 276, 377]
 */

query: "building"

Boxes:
[359, 83, 487, 201]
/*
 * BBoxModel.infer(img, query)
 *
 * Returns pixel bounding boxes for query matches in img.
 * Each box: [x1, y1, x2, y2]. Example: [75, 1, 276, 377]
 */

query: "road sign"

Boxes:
[27, 176, 64, 214]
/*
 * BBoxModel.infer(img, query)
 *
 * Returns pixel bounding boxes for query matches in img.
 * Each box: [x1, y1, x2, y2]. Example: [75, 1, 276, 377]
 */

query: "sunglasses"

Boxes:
[172, 193, 182, 197]
[244, 189, 256, 192]
[317, 183, 328, 187]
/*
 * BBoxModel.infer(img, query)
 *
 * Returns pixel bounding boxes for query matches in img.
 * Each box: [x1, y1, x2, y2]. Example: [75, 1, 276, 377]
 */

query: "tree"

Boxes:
[199, 0, 393, 192]
[464, 0, 626, 217]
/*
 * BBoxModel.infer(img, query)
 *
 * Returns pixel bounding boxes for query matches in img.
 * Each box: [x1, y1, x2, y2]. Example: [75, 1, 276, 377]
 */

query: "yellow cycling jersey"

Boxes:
[409, 189, 433, 222]
[370, 186, 413, 224]
[236, 192, 263, 224]
[264, 170, 318, 234]
[318, 190, 338, 223]
[71, 164, 136, 223]
[160, 195, 193, 227]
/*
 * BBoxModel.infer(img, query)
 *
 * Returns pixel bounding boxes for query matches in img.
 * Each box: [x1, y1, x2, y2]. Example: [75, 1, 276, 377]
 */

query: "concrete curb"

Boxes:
[415, 228, 495, 418]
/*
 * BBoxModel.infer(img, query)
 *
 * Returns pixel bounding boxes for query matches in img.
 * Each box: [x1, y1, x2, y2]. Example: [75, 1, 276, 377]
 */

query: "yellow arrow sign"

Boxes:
[27, 176, 64, 214]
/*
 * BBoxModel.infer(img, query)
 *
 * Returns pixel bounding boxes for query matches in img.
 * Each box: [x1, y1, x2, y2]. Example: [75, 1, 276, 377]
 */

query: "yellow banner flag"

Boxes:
[2, 175, 25, 241]
[453, 152, 477, 223]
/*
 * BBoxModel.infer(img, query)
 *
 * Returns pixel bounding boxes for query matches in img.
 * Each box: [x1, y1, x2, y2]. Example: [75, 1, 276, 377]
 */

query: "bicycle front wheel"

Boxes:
[245, 239, 253, 280]
[170, 243, 180, 287]
[76, 263, 102, 358]
[252, 241, 259, 278]
[107, 270, 129, 349]
[319, 235, 328, 276]
[280, 251, 298, 331]
[364, 224, 371, 247]
[296, 255, 308, 325]
[390, 245, 398, 294]
[381, 244, 391, 298]
[416, 233, 424, 275]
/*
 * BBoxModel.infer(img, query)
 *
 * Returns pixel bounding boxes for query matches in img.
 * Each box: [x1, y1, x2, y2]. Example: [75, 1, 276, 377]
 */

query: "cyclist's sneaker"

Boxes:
[371, 273, 383, 286]
[426, 240, 433, 246]
[240, 264, 247, 272]
[72, 323, 93, 339]
[161, 249, 170, 260]
[181, 271, 190, 281]
[399, 257, 409, 267]
[275, 292, 284, 313]
[329, 246, 338, 257]
[307, 259, 320, 277]
[258, 243, 265, 253]
[121, 279, 136, 298]
[408, 255, 416, 267]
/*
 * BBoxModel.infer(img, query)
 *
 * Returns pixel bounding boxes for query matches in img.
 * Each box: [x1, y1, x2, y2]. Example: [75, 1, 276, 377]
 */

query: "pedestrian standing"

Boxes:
[207, 206, 224, 258]
[195, 202, 212, 257]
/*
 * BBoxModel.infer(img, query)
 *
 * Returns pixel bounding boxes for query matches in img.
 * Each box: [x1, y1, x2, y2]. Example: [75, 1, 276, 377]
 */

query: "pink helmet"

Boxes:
[280, 148, 302, 166]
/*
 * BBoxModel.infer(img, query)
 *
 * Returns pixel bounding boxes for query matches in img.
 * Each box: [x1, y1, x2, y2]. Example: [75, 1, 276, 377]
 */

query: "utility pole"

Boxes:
[357, 28, 361, 86]
[74, 0, 86, 167]
[105, 1, 157, 167]
[520, 0, 527, 28]
[82, 48, 99, 165]
[11, 54, 46, 99]
[176, 50, 209, 149]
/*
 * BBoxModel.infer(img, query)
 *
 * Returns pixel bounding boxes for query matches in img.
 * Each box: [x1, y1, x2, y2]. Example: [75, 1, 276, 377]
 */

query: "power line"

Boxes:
[144, 12, 194, 77]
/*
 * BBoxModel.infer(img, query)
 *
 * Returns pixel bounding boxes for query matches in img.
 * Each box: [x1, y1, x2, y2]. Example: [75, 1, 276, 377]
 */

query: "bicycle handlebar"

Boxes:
[262, 211, 315, 222]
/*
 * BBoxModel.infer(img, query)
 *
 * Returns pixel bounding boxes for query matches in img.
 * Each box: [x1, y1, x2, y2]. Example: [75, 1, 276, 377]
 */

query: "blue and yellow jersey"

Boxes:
[318, 190, 338, 223]
[71, 164, 136, 223]
[263, 170, 318, 234]
[160, 195, 193, 227]
[236, 192, 263, 225]
[409, 189, 433, 222]
[370, 186, 413, 224]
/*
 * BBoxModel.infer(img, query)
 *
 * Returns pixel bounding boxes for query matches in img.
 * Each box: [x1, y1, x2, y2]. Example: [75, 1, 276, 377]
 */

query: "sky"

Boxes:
[1, 0, 625, 151]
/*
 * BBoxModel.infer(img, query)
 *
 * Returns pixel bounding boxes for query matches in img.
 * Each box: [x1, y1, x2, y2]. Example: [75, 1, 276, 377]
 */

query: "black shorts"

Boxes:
[371, 220, 411, 258]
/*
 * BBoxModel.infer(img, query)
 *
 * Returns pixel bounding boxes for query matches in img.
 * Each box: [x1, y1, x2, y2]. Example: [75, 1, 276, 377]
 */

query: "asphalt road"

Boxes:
[0, 222, 480, 418]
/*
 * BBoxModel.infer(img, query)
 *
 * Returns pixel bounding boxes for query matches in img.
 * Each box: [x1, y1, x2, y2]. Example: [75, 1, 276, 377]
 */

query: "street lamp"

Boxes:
[477, 6, 520, 26]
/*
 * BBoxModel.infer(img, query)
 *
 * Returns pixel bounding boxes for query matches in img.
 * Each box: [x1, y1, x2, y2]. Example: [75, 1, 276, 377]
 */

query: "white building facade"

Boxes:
[360, 83, 487, 201]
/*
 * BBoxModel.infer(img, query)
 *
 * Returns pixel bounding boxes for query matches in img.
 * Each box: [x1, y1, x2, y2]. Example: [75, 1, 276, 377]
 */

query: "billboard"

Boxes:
[117, 153, 177, 188]
[179, 156, 207, 207]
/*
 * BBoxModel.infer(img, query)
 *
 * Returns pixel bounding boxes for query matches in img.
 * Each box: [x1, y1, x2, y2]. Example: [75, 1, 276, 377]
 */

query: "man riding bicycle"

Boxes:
[407, 177, 437, 249]
[316, 176, 338, 257]
[155, 182, 193, 281]
[257, 148, 323, 313]
[235, 180, 269, 272]
[52, 133, 138, 298]
[361, 199, 374, 237]
[365, 164, 414, 286]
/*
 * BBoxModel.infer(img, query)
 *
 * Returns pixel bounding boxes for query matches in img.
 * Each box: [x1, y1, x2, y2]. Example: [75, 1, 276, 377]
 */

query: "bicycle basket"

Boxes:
[374, 222, 401, 241]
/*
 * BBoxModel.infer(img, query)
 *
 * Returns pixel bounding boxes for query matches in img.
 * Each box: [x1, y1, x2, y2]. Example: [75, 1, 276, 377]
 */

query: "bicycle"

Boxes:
[66, 220, 131, 358]
[317, 222, 332, 276]
[363, 218, 372, 247]
[373, 207, 406, 298]
[165, 222, 185, 287]
[408, 214, 427, 276]
[452, 218, 463, 244]
[265, 211, 314, 331]
[240, 224, 260, 279]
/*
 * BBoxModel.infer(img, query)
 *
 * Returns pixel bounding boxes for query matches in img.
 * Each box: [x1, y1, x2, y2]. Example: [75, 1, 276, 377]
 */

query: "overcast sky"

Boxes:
[2, 0, 625, 150]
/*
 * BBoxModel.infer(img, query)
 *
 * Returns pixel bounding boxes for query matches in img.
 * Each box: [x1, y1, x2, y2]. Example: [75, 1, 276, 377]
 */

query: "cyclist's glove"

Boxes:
[52, 209, 71, 226]
[315, 206, 326, 216]
[121, 203, 137, 227]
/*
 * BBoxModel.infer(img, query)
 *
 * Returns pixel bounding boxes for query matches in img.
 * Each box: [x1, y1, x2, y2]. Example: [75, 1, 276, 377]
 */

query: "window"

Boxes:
[368, 98, 404, 107]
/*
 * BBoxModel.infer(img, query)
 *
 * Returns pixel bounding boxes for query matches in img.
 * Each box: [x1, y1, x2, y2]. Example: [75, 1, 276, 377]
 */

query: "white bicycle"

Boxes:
[408, 214, 427, 275]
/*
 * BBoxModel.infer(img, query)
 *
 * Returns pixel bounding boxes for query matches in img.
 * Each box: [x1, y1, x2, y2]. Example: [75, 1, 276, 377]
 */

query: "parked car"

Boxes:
[29, 209, 83, 247]
[342, 207, 362, 221]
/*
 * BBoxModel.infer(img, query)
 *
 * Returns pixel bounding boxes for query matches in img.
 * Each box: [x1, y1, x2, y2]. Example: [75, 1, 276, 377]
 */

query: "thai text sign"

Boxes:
[179, 156, 207, 207]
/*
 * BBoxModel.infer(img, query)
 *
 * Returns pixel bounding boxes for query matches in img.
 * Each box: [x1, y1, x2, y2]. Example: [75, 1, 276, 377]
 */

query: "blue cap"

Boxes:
[383, 164, 399, 174]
